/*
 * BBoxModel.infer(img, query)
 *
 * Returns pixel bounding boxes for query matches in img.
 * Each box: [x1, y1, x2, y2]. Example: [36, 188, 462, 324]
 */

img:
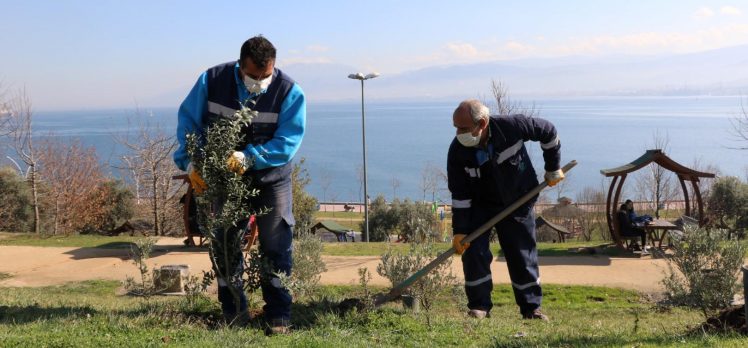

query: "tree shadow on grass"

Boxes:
[489, 333, 700, 347]
[62, 243, 206, 260]
[0, 304, 97, 324]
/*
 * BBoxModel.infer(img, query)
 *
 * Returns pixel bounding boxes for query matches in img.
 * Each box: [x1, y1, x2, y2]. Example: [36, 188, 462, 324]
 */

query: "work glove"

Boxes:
[226, 151, 248, 175]
[188, 166, 207, 195]
[544, 169, 565, 187]
[452, 234, 470, 255]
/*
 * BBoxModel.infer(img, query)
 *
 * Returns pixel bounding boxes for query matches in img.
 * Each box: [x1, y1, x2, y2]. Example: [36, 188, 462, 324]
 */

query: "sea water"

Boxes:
[17, 96, 748, 203]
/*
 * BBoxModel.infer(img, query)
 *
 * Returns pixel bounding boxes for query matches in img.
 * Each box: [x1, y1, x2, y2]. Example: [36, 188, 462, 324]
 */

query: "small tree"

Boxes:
[318, 168, 332, 212]
[0, 166, 33, 232]
[292, 157, 318, 237]
[662, 227, 746, 318]
[707, 176, 748, 238]
[689, 158, 720, 221]
[97, 180, 135, 233]
[635, 132, 678, 218]
[365, 195, 400, 242]
[390, 176, 401, 200]
[186, 101, 265, 319]
[366, 197, 439, 242]
[115, 114, 180, 236]
[729, 96, 748, 150]
[419, 161, 446, 203]
[123, 237, 162, 299]
[7, 89, 41, 234]
[399, 199, 439, 242]
[0, 83, 11, 137]
[377, 240, 457, 327]
[277, 233, 326, 301]
[486, 79, 539, 117]
[37, 138, 105, 235]
[575, 186, 607, 241]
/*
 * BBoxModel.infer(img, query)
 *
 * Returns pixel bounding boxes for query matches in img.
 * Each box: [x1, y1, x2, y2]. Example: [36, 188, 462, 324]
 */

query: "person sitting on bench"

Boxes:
[617, 203, 647, 251]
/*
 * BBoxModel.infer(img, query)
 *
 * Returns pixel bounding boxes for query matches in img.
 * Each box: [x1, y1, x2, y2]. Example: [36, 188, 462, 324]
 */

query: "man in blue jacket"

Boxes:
[174, 36, 305, 334]
[448, 99, 563, 321]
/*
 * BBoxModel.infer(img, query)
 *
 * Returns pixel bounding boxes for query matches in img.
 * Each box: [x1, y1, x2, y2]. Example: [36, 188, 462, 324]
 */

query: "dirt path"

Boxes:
[0, 237, 670, 293]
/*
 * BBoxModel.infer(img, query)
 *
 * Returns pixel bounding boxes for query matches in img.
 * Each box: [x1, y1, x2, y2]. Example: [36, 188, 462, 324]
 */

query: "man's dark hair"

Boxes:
[239, 36, 276, 69]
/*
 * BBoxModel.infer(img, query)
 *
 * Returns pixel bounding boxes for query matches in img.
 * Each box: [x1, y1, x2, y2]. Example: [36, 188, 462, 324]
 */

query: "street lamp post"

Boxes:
[348, 72, 379, 242]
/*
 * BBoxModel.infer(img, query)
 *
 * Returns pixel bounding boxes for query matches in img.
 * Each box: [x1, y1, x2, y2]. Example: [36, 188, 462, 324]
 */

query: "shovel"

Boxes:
[369, 160, 578, 307]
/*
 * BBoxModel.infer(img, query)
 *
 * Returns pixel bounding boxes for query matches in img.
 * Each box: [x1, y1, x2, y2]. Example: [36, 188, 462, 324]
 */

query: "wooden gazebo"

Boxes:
[600, 149, 715, 247]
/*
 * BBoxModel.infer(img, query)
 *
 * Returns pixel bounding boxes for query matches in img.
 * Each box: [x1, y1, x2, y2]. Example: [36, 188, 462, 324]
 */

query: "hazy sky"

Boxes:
[2, 0, 748, 110]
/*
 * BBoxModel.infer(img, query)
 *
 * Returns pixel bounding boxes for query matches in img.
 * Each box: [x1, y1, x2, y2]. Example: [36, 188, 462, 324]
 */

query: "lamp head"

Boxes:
[348, 73, 365, 80]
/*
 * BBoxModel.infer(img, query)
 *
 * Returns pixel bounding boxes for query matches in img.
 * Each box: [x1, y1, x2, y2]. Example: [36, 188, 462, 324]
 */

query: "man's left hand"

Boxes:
[544, 169, 565, 187]
[226, 151, 248, 175]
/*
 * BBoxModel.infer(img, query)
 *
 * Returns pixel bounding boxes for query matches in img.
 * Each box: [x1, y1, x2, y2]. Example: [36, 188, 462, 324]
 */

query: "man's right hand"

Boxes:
[452, 234, 470, 255]
[188, 168, 207, 194]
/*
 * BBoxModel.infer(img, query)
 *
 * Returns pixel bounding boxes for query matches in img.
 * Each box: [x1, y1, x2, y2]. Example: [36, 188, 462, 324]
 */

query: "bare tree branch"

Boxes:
[483, 79, 539, 117]
[634, 132, 678, 218]
[7, 88, 42, 233]
[113, 111, 180, 236]
[37, 138, 105, 235]
[0, 82, 13, 137]
[420, 161, 447, 203]
[728, 96, 748, 150]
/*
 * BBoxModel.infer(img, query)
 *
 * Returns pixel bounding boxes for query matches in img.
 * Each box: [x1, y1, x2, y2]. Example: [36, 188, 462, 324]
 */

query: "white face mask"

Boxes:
[456, 125, 481, 147]
[244, 74, 272, 94]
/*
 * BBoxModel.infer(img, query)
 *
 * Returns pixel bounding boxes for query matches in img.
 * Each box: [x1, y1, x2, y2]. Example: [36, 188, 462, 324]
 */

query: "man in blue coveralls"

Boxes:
[174, 36, 305, 334]
[448, 99, 563, 321]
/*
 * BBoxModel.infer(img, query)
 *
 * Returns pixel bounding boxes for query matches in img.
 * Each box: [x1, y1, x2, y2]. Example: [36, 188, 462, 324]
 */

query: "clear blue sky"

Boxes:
[2, 0, 747, 110]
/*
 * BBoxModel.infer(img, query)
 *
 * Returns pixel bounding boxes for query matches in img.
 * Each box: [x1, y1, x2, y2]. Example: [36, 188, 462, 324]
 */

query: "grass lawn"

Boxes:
[0, 280, 744, 347]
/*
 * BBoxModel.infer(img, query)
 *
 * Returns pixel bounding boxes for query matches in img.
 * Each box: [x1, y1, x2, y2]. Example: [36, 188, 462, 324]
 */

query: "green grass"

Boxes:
[315, 211, 363, 219]
[0, 280, 744, 347]
[0, 233, 140, 249]
[0, 273, 10, 281]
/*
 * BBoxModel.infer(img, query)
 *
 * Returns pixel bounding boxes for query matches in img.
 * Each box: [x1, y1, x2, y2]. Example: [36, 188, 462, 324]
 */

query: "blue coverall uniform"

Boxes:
[447, 114, 560, 316]
[174, 61, 306, 323]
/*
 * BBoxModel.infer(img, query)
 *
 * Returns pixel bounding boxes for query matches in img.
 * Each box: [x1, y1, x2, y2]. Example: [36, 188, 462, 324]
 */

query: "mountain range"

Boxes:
[281, 44, 748, 103]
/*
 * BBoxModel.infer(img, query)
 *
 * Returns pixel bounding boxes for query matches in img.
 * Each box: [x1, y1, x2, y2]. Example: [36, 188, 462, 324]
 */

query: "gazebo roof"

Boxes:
[535, 215, 570, 234]
[599, 149, 715, 181]
[311, 220, 352, 235]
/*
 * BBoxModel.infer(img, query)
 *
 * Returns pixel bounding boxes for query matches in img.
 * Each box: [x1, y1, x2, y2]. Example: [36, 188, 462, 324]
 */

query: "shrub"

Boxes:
[399, 200, 439, 242]
[292, 158, 318, 237]
[377, 239, 458, 326]
[96, 180, 135, 233]
[707, 176, 748, 238]
[661, 227, 746, 318]
[365, 197, 439, 242]
[123, 237, 165, 298]
[0, 166, 33, 232]
[366, 196, 400, 242]
[277, 233, 327, 300]
[186, 101, 264, 314]
[183, 270, 215, 310]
